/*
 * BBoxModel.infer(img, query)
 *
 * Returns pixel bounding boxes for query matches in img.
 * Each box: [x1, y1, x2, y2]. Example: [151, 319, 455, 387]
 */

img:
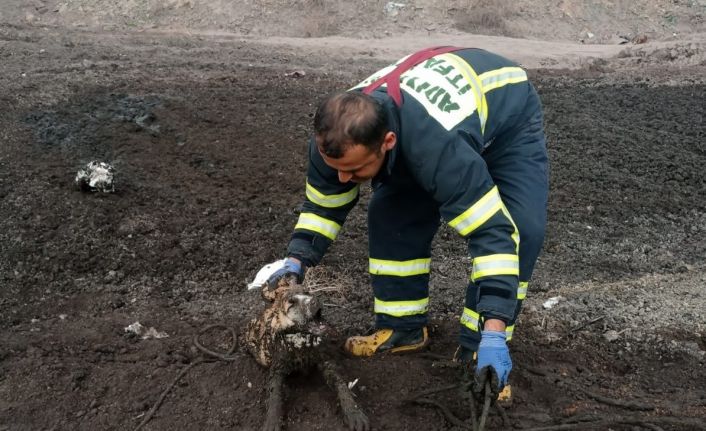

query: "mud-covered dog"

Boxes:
[245, 278, 369, 431]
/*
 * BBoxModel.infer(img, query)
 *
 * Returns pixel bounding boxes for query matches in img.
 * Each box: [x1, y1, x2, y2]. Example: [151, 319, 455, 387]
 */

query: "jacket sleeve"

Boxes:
[286, 137, 359, 267]
[405, 122, 519, 322]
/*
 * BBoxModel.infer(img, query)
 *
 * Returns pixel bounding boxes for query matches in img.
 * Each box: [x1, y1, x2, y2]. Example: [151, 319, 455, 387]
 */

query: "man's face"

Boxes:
[318, 132, 396, 184]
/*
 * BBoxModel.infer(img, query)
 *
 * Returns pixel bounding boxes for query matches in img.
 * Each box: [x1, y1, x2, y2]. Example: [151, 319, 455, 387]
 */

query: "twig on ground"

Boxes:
[570, 315, 605, 333]
[307, 286, 344, 294]
[134, 359, 202, 431]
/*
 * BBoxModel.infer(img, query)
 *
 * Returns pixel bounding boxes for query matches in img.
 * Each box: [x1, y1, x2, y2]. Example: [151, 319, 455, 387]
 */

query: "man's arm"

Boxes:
[285, 137, 359, 267]
[483, 319, 506, 331]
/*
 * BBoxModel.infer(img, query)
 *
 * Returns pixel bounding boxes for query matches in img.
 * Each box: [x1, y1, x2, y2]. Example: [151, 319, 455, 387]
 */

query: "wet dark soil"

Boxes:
[1, 26, 705, 430]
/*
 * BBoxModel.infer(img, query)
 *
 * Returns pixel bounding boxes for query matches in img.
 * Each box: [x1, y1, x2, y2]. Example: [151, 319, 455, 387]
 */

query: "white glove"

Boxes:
[247, 259, 286, 290]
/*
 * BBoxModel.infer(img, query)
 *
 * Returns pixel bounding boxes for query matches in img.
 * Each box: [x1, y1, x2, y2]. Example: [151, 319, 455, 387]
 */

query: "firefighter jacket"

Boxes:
[287, 48, 538, 322]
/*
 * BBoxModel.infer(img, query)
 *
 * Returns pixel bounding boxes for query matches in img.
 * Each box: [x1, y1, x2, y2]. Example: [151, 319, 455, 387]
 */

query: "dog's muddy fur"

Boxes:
[245, 278, 369, 431]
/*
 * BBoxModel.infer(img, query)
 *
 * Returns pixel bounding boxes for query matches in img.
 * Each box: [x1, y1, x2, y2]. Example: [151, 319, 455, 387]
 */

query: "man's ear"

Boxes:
[382, 131, 396, 152]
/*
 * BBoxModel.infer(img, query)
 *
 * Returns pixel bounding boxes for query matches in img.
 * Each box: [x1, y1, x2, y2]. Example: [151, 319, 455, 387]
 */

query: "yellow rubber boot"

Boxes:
[344, 327, 429, 357]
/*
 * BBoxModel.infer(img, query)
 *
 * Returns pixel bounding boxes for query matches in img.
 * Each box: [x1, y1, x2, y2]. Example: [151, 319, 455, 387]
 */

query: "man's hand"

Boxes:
[475, 330, 512, 395]
[266, 257, 305, 288]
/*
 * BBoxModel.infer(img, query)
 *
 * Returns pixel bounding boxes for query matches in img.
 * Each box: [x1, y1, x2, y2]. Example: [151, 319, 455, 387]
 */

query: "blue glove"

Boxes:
[476, 330, 512, 390]
[266, 258, 305, 289]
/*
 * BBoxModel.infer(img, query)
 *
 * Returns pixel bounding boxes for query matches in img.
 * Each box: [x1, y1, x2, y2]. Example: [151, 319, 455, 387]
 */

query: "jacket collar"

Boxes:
[370, 91, 400, 181]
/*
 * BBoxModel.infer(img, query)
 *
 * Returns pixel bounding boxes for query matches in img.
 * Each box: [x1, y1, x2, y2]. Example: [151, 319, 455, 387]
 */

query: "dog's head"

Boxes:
[246, 277, 330, 367]
[264, 277, 324, 334]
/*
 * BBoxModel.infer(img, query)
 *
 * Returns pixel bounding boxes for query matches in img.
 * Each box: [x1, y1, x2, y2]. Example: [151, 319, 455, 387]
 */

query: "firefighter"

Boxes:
[262, 47, 549, 394]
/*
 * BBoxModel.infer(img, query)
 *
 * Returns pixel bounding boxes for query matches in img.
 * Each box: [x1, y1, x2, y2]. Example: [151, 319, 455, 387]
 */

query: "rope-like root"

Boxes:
[192, 324, 239, 361]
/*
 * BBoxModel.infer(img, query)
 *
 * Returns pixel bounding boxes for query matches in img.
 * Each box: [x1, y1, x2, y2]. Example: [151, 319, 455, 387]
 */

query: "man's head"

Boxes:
[314, 92, 396, 183]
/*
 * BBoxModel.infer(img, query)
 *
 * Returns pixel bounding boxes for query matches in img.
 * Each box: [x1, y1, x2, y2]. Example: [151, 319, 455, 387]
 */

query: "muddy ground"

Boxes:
[1, 23, 706, 431]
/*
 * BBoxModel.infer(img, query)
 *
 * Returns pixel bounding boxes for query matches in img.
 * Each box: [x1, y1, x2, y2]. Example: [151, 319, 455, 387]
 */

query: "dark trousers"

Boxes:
[369, 89, 548, 349]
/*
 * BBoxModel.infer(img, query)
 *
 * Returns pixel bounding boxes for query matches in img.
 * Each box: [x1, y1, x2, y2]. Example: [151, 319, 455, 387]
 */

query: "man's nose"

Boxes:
[338, 171, 353, 183]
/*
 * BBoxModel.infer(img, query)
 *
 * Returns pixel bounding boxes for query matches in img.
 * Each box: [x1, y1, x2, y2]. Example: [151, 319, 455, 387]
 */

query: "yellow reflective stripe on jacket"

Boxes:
[517, 281, 528, 300]
[448, 186, 503, 236]
[471, 253, 519, 281]
[294, 212, 341, 240]
[500, 203, 520, 252]
[505, 324, 515, 341]
[479, 67, 528, 93]
[305, 181, 359, 208]
[460, 307, 480, 332]
[374, 297, 429, 317]
[369, 258, 431, 276]
[444, 53, 488, 134]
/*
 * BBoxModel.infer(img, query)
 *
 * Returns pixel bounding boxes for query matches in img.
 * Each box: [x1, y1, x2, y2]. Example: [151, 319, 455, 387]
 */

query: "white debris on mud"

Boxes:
[124, 321, 169, 339]
[348, 378, 359, 390]
[542, 296, 564, 309]
[75, 161, 115, 193]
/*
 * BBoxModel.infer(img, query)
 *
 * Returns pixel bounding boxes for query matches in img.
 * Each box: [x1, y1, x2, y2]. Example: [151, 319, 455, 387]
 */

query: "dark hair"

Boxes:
[313, 91, 389, 158]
